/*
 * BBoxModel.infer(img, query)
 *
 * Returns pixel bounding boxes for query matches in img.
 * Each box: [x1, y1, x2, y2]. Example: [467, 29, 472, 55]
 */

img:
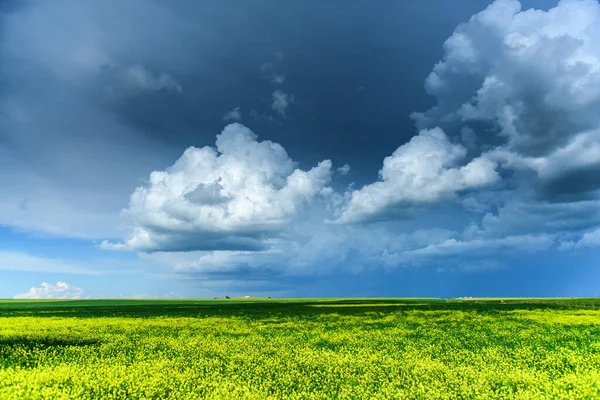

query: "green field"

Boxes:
[1, 298, 599, 399]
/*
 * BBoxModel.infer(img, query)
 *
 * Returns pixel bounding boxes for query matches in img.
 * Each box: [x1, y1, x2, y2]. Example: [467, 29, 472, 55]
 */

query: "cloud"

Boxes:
[261, 65, 286, 85]
[285, 226, 460, 275]
[97, 0, 600, 290]
[466, 199, 600, 239]
[2, 2, 182, 95]
[574, 228, 600, 248]
[0, 0, 190, 239]
[390, 234, 554, 263]
[488, 130, 600, 200]
[412, 0, 600, 201]
[101, 64, 182, 96]
[272, 89, 294, 117]
[0, 250, 167, 277]
[223, 107, 242, 122]
[460, 126, 478, 150]
[337, 164, 351, 175]
[146, 223, 557, 280]
[260, 53, 286, 85]
[336, 128, 499, 223]
[142, 226, 459, 278]
[558, 240, 576, 251]
[260, 54, 292, 118]
[354, 0, 600, 258]
[10, 0, 598, 288]
[0, 251, 101, 275]
[102, 123, 332, 252]
[270, 74, 286, 85]
[14, 281, 84, 299]
[558, 226, 600, 251]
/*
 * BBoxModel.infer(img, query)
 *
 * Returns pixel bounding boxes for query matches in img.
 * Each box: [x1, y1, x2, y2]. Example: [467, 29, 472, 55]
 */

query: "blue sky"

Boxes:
[2, 0, 600, 299]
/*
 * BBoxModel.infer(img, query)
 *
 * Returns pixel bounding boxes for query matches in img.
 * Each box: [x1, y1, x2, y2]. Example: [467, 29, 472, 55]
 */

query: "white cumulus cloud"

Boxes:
[14, 281, 84, 299]
[102, 123, 332, 252]
[336, 128, 499, 223]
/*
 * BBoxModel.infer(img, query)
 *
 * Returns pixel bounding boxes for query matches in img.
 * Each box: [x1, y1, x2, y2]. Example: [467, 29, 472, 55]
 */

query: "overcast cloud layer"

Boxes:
[2, 0, 600, 297]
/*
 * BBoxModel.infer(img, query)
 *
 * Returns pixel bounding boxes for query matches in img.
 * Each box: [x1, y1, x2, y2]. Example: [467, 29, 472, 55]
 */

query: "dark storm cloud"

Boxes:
[44, 0, 496, 173]
[0, 0, 195, 237]
[1, 0, 503, 238]
[130, 232, 269, 253]
[1, 0, 496, 221]
[540, 166, 600, 202]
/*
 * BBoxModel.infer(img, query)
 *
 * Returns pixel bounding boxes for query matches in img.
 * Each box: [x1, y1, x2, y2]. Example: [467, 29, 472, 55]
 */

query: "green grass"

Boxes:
[1, 298, 599, 399]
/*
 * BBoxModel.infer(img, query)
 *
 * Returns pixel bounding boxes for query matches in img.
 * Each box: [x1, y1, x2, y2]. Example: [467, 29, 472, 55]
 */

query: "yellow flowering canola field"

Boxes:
[0, 299, 599, 399]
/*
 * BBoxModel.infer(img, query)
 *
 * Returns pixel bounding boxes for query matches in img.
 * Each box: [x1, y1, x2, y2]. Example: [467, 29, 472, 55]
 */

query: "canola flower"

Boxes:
[0, 299, 599, 399]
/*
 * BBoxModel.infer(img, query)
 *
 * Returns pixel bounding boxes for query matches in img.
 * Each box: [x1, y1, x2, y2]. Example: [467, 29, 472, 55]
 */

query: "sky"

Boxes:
[2, 0, 600, 299]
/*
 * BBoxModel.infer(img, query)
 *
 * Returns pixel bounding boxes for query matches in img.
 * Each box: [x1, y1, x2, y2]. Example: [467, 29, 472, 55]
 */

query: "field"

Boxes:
[1, 298, 600, 399]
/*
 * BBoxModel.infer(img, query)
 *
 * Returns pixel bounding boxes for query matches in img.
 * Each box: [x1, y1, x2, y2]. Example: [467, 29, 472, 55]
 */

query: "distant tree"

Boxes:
[225, 295, 230, 299]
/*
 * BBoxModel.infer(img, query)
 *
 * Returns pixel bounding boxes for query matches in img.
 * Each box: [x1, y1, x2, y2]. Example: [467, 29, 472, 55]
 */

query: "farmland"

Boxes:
[0, 298, 599, 399]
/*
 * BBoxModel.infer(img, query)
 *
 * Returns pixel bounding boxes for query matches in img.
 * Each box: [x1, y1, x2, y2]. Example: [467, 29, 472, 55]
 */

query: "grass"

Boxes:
[0, 298, 599, 399]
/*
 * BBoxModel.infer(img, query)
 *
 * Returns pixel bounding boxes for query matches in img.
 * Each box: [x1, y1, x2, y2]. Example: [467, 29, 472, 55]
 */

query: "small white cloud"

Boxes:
[270, 74, 286, 85]
[272, 89, 294, 117]
[337, 164, 351, 176]
[103, 64, 182, 96]
[121, 65, 182, 92]
[223, 107, 242, 122]
[260, 53, 286, 85]
[14, 281, 84, 299]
